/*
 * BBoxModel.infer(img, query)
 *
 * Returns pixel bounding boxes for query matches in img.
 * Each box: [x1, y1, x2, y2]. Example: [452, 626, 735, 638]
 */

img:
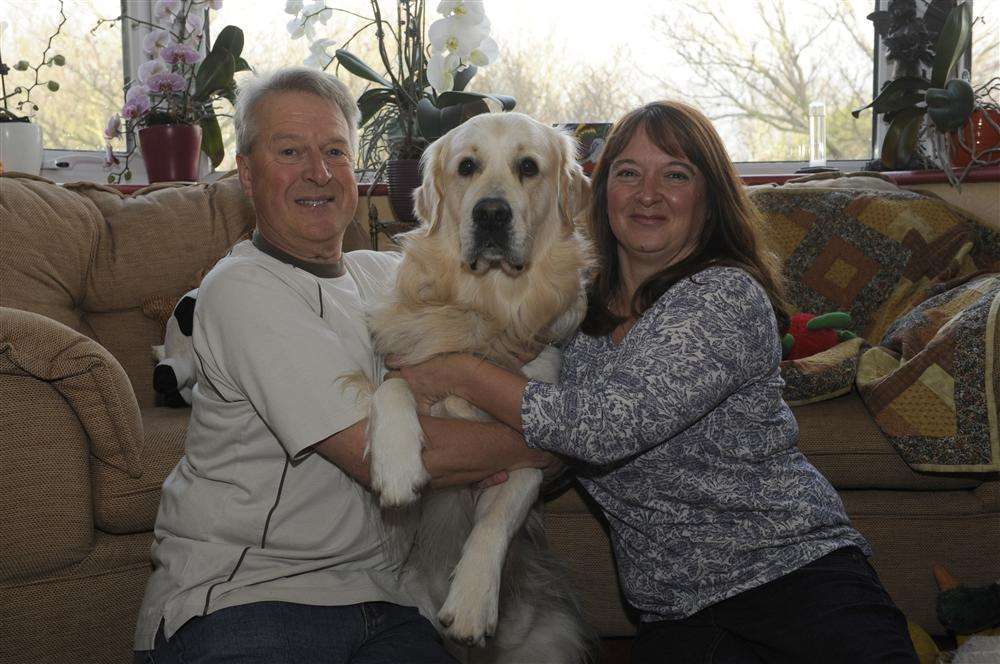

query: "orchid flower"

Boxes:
[304, 38, 337, 69]
[161, 43, 203, 65]
[427, 52, 459, 95]
[437, 1, 486, 26]
[469, 35, 498, 66]
[103, 113, 122, 141]
[143, 29, 172, 56]
[285, 0, 304, 14]
[104, 143, 120, 168]
[287, 15, 307, 39]
[153, 0, 182, 20]
[302, 1, 332, 24]
[138, 59, 169, 84]
[428, 15, 488, 63]
[146, 71, 187, 94]
[184, 11, 204, 38]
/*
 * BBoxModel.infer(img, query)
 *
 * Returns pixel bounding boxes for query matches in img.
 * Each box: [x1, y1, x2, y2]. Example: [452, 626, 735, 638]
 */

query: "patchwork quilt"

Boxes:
[856, 274, 1000, 473]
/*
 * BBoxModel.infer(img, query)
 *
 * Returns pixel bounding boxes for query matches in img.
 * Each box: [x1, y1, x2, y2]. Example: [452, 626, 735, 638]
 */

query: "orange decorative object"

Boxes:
[950, 109, 1000, 169]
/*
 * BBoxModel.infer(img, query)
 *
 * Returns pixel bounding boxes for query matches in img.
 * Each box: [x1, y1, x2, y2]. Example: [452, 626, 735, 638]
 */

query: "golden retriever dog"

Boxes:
[365, 112, 596, 662]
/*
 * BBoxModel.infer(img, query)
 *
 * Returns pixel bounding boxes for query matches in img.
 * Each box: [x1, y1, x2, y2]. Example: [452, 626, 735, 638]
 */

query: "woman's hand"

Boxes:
[384, 353, 472, 410]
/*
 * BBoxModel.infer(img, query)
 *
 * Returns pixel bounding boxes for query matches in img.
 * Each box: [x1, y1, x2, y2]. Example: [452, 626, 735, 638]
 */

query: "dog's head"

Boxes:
[413, 112, 590, 278]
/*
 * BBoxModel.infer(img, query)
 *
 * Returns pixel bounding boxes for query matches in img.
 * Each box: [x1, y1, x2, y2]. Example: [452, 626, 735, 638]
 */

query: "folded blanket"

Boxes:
[857, 274, 1000, 473]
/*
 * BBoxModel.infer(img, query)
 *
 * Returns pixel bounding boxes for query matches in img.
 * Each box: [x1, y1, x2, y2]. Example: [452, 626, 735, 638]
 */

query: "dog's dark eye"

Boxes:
[458, 158, 476, 176]
[519, 157, 539, 177]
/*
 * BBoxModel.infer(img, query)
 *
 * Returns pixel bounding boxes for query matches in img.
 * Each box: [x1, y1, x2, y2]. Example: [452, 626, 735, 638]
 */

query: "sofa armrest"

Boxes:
[0, 307, 143, 478]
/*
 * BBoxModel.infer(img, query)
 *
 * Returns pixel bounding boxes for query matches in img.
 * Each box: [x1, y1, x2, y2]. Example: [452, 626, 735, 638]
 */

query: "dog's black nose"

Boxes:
[472, 198, 512, 231]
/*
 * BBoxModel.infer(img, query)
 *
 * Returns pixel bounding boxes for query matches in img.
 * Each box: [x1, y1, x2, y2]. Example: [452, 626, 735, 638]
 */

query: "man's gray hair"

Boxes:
[234, 67, 360, 157]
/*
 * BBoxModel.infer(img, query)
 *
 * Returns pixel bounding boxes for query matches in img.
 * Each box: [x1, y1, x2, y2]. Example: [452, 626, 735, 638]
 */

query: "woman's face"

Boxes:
[606, 127, 708, 273]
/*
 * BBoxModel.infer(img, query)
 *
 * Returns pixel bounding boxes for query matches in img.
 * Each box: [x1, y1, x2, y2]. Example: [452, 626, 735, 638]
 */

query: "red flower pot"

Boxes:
[139, 123, 203, 183]
[950, 109, 1000, 169]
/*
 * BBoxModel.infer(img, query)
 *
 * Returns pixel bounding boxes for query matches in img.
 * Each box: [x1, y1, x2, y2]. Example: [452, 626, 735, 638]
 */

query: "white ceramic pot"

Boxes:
[0, 122, 44, 176]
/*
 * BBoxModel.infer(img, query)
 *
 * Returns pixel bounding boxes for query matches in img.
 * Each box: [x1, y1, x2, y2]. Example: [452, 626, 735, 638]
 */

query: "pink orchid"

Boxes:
[161, 43, 202, 65]
[143, 29, 172, 56]
[146, 72, 187, 93]
[104, 143, 120, 168]
[103, 113, 122, 140]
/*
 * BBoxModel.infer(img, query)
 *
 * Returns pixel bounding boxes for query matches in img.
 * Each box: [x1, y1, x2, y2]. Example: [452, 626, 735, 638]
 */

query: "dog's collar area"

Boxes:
[252, 231, 345, 278]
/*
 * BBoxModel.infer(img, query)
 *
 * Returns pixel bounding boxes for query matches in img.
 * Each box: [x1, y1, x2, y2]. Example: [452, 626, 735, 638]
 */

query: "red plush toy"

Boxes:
[781, 312, 857, 360]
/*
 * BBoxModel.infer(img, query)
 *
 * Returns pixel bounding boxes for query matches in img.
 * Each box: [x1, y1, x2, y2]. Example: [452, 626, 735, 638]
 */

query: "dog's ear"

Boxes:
[557, 131, 591, 234]
[413, 139, 446, 234]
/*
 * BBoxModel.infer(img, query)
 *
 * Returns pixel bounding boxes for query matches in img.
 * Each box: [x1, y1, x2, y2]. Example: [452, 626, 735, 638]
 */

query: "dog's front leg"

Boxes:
[369, 378, 431, 508]
[437, 467, 543, 647]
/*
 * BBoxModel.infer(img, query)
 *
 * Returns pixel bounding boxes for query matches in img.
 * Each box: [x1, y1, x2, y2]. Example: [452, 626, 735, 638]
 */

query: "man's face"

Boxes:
[237, 90, 358, 260]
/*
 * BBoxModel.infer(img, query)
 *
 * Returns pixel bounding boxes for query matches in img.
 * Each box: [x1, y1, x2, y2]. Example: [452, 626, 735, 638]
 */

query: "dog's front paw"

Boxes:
[369, 378, 431, 508]
[370, 444, 430, 508]
[437, 566, 499, 647]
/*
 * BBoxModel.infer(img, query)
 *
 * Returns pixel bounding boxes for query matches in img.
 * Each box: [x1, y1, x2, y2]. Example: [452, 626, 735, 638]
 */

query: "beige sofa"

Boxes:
[1, 172, 998, 664]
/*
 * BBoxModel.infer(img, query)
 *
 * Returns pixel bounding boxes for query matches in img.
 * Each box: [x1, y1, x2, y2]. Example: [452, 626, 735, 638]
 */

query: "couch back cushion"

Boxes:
[750, 187, 998, 341]
[2, 175, 257, 406]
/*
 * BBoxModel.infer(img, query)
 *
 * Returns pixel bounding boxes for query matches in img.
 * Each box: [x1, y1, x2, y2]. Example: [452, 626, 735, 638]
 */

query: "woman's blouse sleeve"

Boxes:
[521, 268, 779, 465]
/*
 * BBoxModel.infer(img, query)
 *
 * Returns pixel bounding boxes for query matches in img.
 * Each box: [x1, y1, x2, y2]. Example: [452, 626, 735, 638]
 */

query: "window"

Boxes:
[3, 0, 996, 182]
[1, 0, 124, 152]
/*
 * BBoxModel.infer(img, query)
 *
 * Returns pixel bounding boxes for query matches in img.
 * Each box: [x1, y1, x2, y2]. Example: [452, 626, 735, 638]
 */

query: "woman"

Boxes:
[390, 101, 917, 663]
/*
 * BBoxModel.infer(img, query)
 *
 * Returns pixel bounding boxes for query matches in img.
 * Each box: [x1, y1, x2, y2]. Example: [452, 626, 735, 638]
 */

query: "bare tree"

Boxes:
[651, 0, 874, 161]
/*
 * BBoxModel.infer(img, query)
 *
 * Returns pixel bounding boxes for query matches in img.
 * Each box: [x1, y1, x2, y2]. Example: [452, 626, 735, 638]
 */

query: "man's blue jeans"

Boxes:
[134, 601, 458, 664]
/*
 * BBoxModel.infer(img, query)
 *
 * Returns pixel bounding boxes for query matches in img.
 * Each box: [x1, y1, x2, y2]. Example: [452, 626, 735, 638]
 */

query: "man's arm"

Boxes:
[313, 415, 555, 490]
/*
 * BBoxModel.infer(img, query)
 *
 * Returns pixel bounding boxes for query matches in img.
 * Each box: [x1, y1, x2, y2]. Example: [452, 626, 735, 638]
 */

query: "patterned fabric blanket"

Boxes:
[856, 274, 1000, 473]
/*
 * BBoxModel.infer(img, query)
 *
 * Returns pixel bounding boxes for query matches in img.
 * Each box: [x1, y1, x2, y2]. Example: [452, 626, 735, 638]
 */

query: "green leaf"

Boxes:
[453, 65, 477, 92]
[212, 25, 244, 59]
[335, 49, 391, 87]
[200, 112, 225, 168]
[234, 57, 252, 73]
[852, 76, 928, 118]
[416, 97, 444, 142]
[193, 50, 236, 101]
[358, 87, 394, 126]
[879, 107, 924, 169]
[925, 79, 975, 132]
[436, 91, 516, 111]
[931, 2, 972, 87]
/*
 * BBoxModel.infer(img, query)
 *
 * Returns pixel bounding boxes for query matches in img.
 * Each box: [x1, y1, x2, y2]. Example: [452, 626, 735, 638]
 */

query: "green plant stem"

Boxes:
[18, 0, 66, 113]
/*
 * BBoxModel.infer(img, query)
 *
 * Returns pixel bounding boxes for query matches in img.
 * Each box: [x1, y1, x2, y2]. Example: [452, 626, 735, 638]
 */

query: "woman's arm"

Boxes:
[392, 269, 779, 466]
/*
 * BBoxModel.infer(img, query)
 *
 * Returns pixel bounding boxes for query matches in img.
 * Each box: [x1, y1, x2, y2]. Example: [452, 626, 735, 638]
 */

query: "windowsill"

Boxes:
[74, 164, 1000, 196]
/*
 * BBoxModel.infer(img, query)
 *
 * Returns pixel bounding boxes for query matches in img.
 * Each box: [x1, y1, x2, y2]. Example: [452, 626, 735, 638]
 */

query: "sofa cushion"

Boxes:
[93, 406, 190, 534]
[750, 186, 989, 341]
[793, 393, 982, 490]
[0, 174, 102, 335]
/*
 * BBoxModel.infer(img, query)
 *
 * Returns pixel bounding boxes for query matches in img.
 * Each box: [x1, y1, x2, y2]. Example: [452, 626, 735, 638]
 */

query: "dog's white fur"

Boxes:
[364, 113, 596, 662]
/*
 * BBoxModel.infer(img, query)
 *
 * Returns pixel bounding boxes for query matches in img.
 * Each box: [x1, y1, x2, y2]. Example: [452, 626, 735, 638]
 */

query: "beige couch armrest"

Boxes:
[0, 307, 143, 478]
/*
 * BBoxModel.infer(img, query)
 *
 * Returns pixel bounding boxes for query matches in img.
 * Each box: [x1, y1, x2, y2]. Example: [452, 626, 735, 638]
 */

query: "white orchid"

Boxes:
[428, 15, 488, 63]
[184, 10, 204, 38]
[426, 52, 456, 95]
[468, 35, 498, 66]
[153, 0, 182, 20]
[287, 15, 307, 39]
[285, 0, 303, 14]
[437, 0, 486, 26]
[142, 29, 172, 56]
[304, 38, 337, 69]
[303, 1, 333, 24]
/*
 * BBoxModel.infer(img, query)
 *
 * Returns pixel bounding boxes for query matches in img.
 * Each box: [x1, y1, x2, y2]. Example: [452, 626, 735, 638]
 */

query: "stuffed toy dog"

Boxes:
[152, 289, 198, 407]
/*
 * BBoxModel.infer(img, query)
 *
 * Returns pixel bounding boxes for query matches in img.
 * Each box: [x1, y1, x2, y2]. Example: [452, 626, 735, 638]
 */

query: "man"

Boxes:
[133, 67, 552, 664]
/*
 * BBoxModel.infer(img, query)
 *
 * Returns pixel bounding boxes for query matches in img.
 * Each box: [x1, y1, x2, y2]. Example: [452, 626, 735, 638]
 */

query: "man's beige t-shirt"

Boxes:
[135, 242, 406, 649]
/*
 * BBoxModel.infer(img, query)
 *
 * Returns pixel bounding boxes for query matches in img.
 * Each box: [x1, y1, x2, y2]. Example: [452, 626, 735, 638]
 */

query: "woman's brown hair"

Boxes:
[581, 100, 790, 337]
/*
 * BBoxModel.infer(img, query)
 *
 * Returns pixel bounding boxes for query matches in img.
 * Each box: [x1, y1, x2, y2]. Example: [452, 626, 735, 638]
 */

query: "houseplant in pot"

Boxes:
[287, 0, 514, 226]
[98, 0, 250, 183]
[0, 3, 67, 176]
[854, 0, 999, 186]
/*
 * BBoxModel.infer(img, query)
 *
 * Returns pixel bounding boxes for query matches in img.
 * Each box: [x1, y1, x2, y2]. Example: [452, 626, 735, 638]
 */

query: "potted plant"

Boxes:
[286, 0, 514, 225]
[0, 2, 67, 176]
[854, 0, 999, 185]
[96, 0, 250, 183]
